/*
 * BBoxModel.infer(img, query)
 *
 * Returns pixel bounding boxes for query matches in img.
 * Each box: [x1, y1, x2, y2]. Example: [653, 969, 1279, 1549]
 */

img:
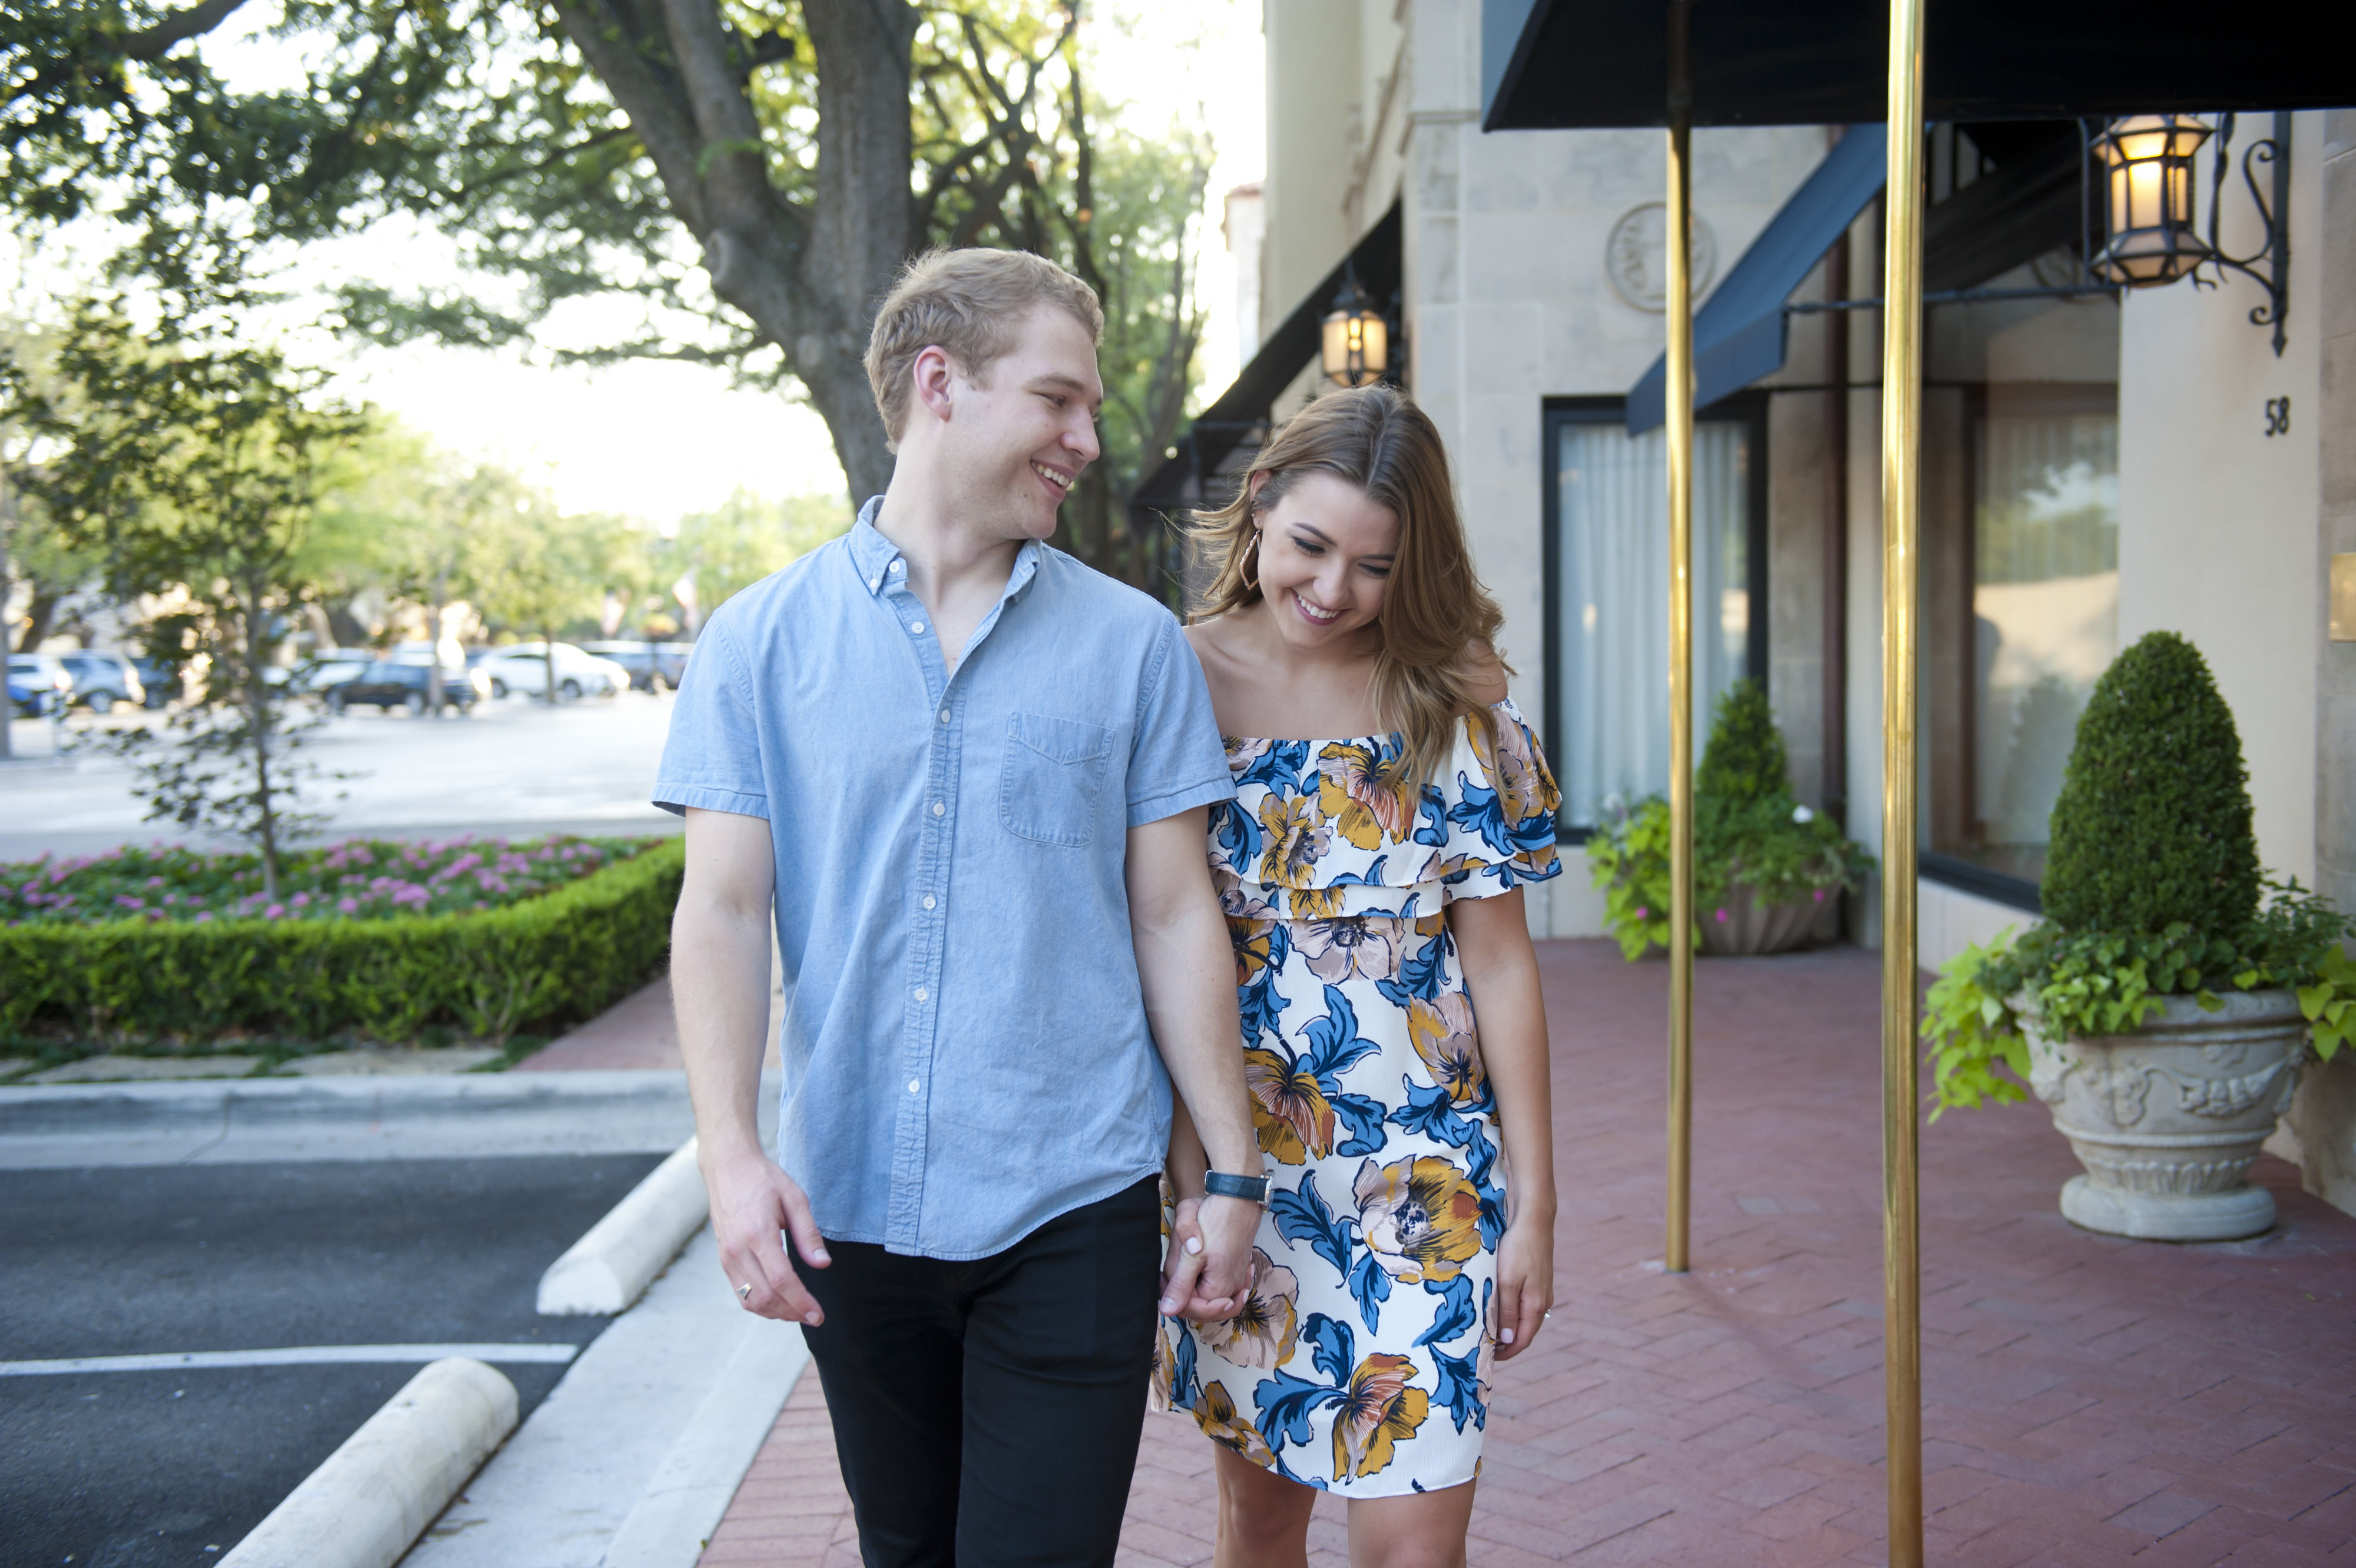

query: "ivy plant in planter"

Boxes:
[1922, 631, 2355, 1242]
[1586, 680, 1874, 960]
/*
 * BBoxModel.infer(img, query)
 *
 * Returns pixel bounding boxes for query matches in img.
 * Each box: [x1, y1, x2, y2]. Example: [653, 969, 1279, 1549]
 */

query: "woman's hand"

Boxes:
[1157, 1195, 1240, 1321]
[1491, 1214, 1554, 1361]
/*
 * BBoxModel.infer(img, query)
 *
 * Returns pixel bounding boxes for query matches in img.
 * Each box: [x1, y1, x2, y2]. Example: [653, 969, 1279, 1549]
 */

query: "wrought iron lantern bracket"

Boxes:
[2189, 111, 2292, 357]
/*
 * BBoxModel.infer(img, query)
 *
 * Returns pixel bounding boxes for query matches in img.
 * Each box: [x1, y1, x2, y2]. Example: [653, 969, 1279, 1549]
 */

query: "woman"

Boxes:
[1157, 385, 1561, 1567]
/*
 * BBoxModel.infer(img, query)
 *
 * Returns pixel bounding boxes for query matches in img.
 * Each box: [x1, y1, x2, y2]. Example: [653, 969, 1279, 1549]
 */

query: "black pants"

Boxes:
[799, 1176, 1162, 1568]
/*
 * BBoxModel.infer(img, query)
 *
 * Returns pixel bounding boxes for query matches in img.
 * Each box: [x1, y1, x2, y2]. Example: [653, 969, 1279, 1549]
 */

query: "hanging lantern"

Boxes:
[2088, 114, 2215, 286]
[1320, 277, 1388, 388]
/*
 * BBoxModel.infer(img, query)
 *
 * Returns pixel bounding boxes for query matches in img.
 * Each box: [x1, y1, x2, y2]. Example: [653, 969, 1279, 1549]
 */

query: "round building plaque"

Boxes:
[1604, 202, 1718, 312]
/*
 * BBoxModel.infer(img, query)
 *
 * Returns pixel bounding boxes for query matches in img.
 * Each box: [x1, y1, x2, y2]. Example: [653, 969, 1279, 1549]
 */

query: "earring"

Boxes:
[1240, 529, 1262, 591]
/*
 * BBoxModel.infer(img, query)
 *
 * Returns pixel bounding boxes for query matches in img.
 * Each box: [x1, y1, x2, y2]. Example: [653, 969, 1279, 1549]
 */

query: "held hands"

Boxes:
[1157, 1193, 1260, 1321]
[705, 1146, 832, 1326]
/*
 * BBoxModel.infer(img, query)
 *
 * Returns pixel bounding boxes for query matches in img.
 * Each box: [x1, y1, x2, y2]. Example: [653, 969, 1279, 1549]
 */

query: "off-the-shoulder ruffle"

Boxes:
[1209, 697, 1562, 922]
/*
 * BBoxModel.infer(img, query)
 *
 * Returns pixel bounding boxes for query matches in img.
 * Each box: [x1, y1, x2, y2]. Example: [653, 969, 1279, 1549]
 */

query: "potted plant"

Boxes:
[1923, 631, 2355, 1241]
[1586, 680, 1874, 959]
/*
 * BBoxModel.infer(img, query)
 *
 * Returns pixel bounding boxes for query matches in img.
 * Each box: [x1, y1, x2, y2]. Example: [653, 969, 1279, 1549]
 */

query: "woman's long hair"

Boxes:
[1186, 385, 1505, 782]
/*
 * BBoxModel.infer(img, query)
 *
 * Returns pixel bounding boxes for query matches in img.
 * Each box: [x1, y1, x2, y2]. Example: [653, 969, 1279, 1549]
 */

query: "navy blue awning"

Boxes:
[1624, 125, 1884, 435]
[1480, 0, 2356, 131]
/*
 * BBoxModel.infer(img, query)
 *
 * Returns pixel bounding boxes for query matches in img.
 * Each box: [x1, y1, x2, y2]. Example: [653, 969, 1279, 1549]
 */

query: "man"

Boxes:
[653, 247, 1266, 1568]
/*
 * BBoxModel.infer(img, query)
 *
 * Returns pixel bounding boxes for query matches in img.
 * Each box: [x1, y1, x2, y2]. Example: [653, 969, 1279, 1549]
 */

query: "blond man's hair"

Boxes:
[864, 249, 1104, 448]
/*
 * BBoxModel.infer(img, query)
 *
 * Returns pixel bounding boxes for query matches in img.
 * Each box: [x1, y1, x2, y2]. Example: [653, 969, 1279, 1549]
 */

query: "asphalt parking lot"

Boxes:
[0, 689, 682, 864]
[1, 1154, 664, 1568]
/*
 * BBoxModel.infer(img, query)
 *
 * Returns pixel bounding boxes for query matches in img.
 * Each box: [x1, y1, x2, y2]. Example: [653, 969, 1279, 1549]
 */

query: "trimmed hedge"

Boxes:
[0, 836, 683, 1046]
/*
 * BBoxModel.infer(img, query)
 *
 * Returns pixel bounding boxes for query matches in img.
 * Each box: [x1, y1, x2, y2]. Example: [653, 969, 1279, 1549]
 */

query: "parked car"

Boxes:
[584, 640, 692, 693]
[325, 660, 487, 716]
[8, 653, 74, 719]
[56, 650, 146, 714]
[128, 656, 180, 709]
[475, 643, 627, 702]
[281, 651, 375, 696]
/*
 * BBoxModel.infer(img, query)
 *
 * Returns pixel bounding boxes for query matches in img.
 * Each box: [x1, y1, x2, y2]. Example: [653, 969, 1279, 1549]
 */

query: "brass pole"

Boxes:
[1879, 0, 1926, 1562]
[1662, 0, 1695, 1277]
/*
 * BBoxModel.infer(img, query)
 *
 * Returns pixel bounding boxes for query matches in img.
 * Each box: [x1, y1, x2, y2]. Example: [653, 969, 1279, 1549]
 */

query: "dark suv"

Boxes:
[326, 661, 480, 716]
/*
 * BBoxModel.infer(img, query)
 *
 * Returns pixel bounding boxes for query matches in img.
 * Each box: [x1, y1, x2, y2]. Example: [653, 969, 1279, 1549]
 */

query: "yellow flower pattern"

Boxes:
[1164, 699, 1560, 1498]
[1317, 738, 1418, 851]
[1335, 1354, 1431, 1482]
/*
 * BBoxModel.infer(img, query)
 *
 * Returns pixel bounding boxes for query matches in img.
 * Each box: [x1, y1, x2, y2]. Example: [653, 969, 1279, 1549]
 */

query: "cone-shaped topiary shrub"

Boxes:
[1587, 678, 1871, 959]
[1696, 679, 1789, 808]
[2040, 630, 2259, 935]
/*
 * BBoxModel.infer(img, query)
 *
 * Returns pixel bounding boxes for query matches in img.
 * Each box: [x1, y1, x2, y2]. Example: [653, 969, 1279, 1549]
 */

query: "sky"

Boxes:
[56, 2, 1268, 524]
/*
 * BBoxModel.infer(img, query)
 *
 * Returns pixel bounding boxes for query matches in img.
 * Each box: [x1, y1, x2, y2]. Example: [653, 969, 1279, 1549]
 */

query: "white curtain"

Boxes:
[1972, 405, 2119, 856]
[1554, 419, 1752, 831]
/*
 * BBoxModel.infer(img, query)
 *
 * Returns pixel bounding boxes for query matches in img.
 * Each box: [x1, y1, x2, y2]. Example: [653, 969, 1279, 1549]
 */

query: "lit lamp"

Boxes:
[1321, 277, 1388, 387]
[2088, 114, 2215, 286]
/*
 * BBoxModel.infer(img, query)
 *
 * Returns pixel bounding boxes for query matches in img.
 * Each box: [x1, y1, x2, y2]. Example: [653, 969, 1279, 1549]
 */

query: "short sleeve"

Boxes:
[651, 613, 769, 819]
[1438, 701, 1564, 902]
[1125, 616, 1237, 827]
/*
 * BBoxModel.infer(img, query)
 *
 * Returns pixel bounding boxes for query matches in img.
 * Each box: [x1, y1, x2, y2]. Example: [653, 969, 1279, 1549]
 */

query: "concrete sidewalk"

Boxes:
[691, 940, 2356, 1567]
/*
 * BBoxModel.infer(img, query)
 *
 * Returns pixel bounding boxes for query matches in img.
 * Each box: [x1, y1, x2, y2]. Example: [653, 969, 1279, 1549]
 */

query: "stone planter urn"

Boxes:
[2027, 988, 2307, 1241]
[1696, 880, 1824, 957]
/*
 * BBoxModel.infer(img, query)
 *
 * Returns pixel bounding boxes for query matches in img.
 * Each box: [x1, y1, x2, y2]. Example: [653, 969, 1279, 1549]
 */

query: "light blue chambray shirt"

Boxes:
[653, 499, 1234, 1260]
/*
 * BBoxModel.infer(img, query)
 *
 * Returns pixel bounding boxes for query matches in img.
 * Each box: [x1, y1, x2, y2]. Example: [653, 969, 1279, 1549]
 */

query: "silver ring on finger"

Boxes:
[737, 1282, 753, 1302]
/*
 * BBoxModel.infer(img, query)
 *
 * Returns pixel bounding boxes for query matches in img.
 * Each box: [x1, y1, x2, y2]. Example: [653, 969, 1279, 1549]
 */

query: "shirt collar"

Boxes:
[848, 498, 898, 596]
[848, 495, 1045, 606]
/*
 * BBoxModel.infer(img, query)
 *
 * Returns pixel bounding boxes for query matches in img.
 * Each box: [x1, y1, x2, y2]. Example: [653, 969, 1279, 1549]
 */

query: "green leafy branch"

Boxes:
[1922, 879, 2356, 1118]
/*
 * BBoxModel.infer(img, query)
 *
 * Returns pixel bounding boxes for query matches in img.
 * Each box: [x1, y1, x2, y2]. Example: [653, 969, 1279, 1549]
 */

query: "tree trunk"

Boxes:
[15, 586, 57, 653]
[425, 562, 448, 712]
[543, 624, 558, 706]
[244, 594, 281, 900]
[0, 477, 14, 761]
[549, 0, 916, 504]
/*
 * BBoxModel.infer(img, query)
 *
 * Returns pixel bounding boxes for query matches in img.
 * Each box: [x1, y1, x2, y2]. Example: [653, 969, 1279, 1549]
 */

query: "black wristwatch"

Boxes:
[1203, 1170, 1270, 1205]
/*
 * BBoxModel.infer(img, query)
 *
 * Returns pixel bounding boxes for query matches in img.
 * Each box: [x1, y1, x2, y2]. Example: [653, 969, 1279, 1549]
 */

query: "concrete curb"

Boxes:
[400, 1229, 809, 1568]
[221, 1357, 519, 1568]
[600, 1321, 809, 1567]
[0, 1071, 697, 1167]
[538, 1138, 709, 1315]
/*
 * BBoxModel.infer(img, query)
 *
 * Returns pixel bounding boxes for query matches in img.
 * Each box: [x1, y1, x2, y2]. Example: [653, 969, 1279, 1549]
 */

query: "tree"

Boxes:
[310, 426, 551, 705]
[1, 1, 1213, 585]
[638, 487, 849, 625]
[1052, 104, 1209, 590]
[469, 500, 636, 703]
[0, 304, 369, 895]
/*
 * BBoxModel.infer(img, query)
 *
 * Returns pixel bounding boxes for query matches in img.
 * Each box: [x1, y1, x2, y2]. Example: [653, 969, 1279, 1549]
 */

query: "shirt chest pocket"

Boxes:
[1000, 712, 1114, 848]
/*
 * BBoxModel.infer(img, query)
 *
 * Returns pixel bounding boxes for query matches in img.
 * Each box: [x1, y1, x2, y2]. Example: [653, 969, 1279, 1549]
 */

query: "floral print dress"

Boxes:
[1156, 697, 1562, 1497]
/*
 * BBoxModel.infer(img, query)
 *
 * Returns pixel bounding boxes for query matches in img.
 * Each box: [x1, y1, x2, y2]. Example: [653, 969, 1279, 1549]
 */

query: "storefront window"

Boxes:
[1951, 385, 2119, 882]
[1546, 402, 1762, 834]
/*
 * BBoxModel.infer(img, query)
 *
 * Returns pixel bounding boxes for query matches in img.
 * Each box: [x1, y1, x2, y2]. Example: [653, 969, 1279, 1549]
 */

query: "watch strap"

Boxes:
[1203, 1170, 1270, 1204]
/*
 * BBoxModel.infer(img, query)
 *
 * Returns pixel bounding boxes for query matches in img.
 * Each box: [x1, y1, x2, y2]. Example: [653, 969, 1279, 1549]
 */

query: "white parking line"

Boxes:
[0, 1343, 580, 1376]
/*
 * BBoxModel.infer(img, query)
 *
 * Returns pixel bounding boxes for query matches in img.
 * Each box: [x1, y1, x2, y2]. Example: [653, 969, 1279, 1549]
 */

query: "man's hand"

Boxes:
[1157, 1193, 1261, 1321]
[1192, 1192, 1261, 1305]
[704, 1145, 832, 1326]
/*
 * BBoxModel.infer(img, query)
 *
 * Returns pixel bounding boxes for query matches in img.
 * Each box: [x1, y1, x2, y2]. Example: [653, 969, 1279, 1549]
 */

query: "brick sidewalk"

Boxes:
[694, 940, 2356, 1567]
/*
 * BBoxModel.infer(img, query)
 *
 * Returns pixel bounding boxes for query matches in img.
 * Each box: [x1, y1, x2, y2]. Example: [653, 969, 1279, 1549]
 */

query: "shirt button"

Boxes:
[939, 709, 951, 724]
[914, 987, 928, 1003]
[932, 801, 945, 816]
[891, 560, 905, 573]
[922, 895, 936, 910]
[908, 1079, 921, 1094]
[910, 621, 925, 634]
